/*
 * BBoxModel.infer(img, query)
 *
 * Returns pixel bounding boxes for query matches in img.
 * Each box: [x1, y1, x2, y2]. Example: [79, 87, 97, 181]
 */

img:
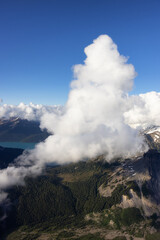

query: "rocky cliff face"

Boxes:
[97, 149, 160, 217]
[144, 126, 160, 150]
[143, 150, 160, 204]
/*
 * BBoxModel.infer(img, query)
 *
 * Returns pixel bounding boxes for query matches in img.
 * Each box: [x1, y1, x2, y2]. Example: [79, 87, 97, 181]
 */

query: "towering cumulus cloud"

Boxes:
[0, 35, 148, 203]
[33, 35, 147, 163]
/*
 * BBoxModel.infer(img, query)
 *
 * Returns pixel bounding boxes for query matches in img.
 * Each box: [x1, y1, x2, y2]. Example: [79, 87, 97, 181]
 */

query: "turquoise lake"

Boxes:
[0, 142, 36, 149]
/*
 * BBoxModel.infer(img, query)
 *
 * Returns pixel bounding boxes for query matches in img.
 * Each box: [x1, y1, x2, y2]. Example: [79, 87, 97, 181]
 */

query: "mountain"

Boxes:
[1, 126, 160, 239]
[0, 118, 49, 143]
[0, 149, 160, 240]
[144, 126, 160, 151]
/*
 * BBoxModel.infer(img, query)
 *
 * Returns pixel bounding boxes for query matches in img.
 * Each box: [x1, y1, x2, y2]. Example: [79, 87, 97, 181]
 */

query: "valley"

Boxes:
[1, 120, 160, 239]
[1, 149, 160, 239]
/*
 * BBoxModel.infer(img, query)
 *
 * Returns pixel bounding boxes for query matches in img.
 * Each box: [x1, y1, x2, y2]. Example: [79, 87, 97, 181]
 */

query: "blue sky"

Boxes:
[0, 0, 160, 105]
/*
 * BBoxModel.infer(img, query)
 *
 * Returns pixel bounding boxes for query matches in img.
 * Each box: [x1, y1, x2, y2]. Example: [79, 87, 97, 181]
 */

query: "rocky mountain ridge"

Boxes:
[143, 126, 160, 150]
[0, 117, 49, 143]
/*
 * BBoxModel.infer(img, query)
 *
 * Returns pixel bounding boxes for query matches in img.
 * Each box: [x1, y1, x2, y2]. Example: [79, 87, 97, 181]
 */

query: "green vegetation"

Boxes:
[112, 237, 127, 240]
[5, 160, 143, 232]
[75, 234, 104, 240]
[57, 230, 75, 239]
[120, 208, 143, 226]
[99, 207, 143, 229]
[15, 177, 76, 225]
[4, 160, 111, 232]
[145, 232, 160, 240]
[7, 232, 41, 240]
[67, 174, 107, 214]
[2, 154, 159, 239]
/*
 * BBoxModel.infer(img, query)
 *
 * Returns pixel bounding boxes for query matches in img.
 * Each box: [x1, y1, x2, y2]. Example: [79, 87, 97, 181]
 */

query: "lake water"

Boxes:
[0, 142, 36, 149]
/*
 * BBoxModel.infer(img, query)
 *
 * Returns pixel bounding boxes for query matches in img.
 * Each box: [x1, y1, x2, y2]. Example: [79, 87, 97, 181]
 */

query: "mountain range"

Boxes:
[1, 120, 160, 239]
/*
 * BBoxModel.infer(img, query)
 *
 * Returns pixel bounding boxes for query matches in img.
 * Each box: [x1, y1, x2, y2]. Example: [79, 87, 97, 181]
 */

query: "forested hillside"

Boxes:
[1, 152, 160, 240]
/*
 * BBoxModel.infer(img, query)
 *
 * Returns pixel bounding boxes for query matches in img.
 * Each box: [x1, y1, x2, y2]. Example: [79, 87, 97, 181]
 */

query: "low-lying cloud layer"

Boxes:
[0, 34, 159, 203]
[124, 91, 160, 129]
[0, 102, 63, 122]
[1, 93, 160, 131]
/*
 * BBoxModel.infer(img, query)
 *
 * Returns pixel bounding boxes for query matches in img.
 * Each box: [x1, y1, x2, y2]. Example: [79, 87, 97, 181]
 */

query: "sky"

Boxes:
[0, 0, 160, 105]
[1, 1, 160, 203]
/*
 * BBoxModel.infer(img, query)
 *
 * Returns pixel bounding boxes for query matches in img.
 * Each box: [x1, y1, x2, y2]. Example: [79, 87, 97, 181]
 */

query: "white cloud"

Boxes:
[29, 35, 147, 164]
[0, 102, 63, 122]
[124, 91, 160, 129]
[0, 35, 150, 203]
